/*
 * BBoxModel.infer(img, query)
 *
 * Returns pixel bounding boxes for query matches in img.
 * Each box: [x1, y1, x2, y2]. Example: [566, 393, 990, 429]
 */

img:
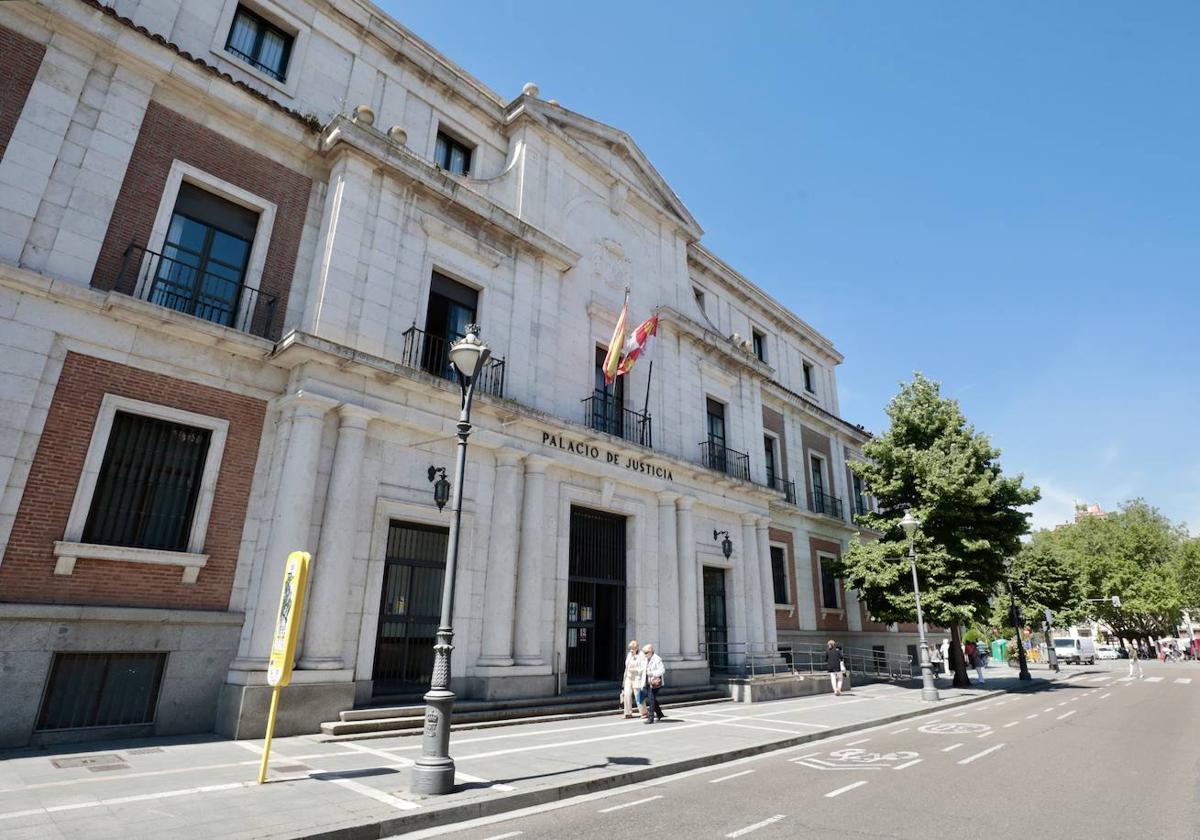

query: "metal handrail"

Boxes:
[763, 474, 797, 505]
[702, 641, 912, 682]
[808, 489, 844, 520]
[400, 324, 506, 398]
[114, 243, 278, 338]
[699, 439, 751, 481]
[582, 391, 652, 448]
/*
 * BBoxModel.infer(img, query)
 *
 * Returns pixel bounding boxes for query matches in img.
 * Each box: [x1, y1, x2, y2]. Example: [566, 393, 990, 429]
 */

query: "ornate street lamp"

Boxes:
[411, 324, 491, 796]
[1004, 558, 1032, 681]
[900, 510, 939, 701]
[714, 529, 733, 560]
[427, 466, 450, 511]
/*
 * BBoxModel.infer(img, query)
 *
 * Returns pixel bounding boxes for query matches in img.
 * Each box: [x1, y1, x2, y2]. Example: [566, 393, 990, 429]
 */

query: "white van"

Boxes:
[1053, 637, 1096, 665]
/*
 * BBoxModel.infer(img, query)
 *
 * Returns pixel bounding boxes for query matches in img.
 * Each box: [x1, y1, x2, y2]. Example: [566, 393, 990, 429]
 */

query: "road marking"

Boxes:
[893, 759, 922, 770]
[1070, 696, 1081, 701]
[1057, 701, 1068, 706]
[1144, 677, 1163, 683]
[598, 795, 663, 813]
[726, 815, 787, 837]
[888, 727, 910, 734]
[0, 781, 250, 821]
[1057, 710, 1077, 720]
[958, 744, 1005, 765]
[710, 770, 756, 784]
[1100, 693, 1112, 699]
[1025, 714, 1039, 719]
[480, 833, 523, 840]
[977, 730, 994, 738]
[1044, 707, 1055, 712]
[1175, 678, 1193, 685]
[941, 743, 963, 752]
[787, 752, 821, 763]
[327, 777, 421, 810]
[455, 771, 515, 792]
[825, 781, 869, 798]
[845, 738, 870, 746]
[1003, 721, 1020, 728]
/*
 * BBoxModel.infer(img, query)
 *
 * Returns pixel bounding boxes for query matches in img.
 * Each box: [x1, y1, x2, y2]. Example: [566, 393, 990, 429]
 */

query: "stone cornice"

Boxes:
[320, 116, 580, 272]
[658, 305, 775, 380]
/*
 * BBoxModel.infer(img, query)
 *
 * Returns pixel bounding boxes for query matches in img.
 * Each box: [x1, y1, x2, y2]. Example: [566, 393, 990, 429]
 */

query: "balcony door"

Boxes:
[810, 455, 825, 500]
[422, 272, 478, 379]
[154, 183, 258, 328]
[706, 398, 727, 472]
[591, 346, 625, 437]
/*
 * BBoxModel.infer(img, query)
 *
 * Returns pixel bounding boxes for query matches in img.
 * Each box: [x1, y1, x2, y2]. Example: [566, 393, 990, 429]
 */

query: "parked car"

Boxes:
[1053, 636, 1096, 665]
[1096, 644, 1118, 660]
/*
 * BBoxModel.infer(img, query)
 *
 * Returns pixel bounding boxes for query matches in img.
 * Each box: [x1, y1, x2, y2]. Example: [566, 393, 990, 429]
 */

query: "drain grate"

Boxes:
[51, 754, 127, 770]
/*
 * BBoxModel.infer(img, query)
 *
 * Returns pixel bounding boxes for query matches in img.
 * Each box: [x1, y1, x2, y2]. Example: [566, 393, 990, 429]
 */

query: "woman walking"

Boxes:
[622, 640, 645, 719]
[642, 644, 666, 723]
[825, 640, 845, 696]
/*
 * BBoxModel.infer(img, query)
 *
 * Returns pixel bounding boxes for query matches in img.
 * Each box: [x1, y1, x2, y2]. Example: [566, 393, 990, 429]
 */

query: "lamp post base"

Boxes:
[410, 687, 456, 795]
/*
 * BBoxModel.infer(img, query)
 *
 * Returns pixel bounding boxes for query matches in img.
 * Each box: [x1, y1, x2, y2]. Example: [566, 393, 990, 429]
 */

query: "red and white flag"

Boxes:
[617, 314, 659, 376]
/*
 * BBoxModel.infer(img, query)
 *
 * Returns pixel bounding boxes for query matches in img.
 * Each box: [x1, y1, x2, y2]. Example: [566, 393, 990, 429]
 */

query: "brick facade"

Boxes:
[89, 101, 312, 340]
[770, 526, 799, 632]
[0, 352, 266, 609]
[0, 26, 46, 162]
[810, 535, 847, 632]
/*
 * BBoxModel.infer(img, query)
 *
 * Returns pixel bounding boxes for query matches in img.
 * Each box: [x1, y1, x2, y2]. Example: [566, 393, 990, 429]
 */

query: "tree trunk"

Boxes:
[949, 624, 971, 687]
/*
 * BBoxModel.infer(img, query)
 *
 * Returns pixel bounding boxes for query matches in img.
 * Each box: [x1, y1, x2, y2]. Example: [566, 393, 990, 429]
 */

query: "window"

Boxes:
[704, 398, 727, 472]
[763, 435, 777, 486]
[820, 555, 841, 610]
[82, 412, 212, 552]
[853, 474, 868, 516]
[151, 183, 259, 329]
[421, 272, 479, 378]
[770, 545, 789, 605]
[225, 4, 293, 81]
[802, 361, 815, 393]
[37, 652, 167, 731]
[435, 130, 472, 176]
[810, 455, 825, 497]
[751, 329, 766, 362]
[590, 345, 625, 436]
[693, 286, 706, 312]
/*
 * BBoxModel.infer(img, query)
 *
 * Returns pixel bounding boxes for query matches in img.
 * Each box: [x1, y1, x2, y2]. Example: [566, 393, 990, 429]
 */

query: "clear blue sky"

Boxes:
[380, 1, 1200, 534]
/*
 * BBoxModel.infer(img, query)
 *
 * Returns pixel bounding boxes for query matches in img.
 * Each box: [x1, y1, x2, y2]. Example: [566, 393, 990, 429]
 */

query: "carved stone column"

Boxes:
[478, 449, 524, 665]
[676, 497, 702, 660]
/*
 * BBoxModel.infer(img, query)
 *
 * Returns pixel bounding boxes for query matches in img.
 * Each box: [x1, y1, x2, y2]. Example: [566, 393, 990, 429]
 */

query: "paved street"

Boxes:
[403, 661, 1200, 840]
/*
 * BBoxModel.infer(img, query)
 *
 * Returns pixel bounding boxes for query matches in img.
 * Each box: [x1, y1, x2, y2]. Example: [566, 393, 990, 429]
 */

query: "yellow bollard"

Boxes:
[257, 686, 282, 785]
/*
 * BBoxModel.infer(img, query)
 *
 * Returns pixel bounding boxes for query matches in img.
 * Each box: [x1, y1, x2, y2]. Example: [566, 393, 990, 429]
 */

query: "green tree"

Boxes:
[1010, 528, 1088, 629]
[843, 374, 1040, 687]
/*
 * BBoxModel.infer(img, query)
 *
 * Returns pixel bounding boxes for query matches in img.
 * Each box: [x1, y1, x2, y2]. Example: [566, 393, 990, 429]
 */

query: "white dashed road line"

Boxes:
[598, 795, 663, 813]
[480, 832, 523, 840]
[726, 815, 787, 837]
[1144, 677, 1163, 683]
[1100, 693, 1112, 699]
[845, 738, 870, 746]
[1175, 678, 1193, 684]
[889, 727, 910, 735]
[825, 781, 869, 798]
[1025, 714, 1039, 719]
[977, 730, 994, 738]
[710, 770, 756, 784]
[893, 759, 922, 770]
[941, 743, 963, 752]
[1003, 721, 1020, 728]
[958, 744, 1005, 765]
[1057, 710, 1077, 721]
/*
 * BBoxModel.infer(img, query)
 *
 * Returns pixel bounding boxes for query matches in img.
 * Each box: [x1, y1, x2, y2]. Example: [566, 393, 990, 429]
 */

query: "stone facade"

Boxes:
[0, 0, 925, 747]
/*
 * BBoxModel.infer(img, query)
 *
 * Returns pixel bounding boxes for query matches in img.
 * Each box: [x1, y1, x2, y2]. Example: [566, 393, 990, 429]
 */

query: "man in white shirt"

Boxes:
[642, 644, 666, 724]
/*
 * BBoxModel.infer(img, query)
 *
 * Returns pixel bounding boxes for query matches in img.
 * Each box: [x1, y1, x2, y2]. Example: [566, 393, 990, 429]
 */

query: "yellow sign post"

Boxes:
[257, 550, 310, 785]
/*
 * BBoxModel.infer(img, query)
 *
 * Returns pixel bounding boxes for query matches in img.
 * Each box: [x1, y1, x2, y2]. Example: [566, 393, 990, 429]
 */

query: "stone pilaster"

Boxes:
[676, 496, 702, 660]
[756, 516, 778, 652]
[656, 492, 680, 660]
[513, 455, 547, 664]
[477, 448, 524, 665]
[740, 512, 764, 649]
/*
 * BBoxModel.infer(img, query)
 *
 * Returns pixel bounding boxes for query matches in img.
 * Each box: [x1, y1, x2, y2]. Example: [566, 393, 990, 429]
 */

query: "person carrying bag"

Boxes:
[621, 640, 645, 719]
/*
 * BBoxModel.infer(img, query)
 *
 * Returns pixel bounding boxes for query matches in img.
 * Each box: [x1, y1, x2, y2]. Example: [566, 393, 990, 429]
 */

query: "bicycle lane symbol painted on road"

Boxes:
[917, 722, 992, 736]
[794, 749, 920, 771]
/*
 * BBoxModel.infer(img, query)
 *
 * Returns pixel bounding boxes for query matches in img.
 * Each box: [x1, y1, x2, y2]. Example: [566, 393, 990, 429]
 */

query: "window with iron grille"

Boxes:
[770, 545, 788, 605]
[37, 652, 167, 731]
[435, 130, 472, 176]
[225, 4, 293, 81]
[82, 412, 212, 552]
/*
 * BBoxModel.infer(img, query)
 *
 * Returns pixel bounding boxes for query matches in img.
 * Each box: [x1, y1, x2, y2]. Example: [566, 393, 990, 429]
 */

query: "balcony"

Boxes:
[700, 439, 750, 482]
[400, 324, 507, 398]
[582, 391, 653, 448]
[114, 244, 278, 338]
[763, 473, 797, 505]
[808, 489, 844, 520]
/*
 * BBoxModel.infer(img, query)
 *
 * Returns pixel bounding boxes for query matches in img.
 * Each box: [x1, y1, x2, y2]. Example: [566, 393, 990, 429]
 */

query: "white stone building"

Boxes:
[0, 0, 922, 747]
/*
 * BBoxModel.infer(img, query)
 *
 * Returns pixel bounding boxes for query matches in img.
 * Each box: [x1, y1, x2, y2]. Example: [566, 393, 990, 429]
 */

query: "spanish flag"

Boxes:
[601, 290, 629, 385]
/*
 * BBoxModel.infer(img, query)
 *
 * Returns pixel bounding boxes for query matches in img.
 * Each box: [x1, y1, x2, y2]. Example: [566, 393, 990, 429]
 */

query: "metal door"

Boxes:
[371, 521, 448, 697]
[566, 506, 626, 684]
[703, 566, 729, 672]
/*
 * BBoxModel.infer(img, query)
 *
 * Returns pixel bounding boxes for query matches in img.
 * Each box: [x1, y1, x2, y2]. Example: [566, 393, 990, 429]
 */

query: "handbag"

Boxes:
[649, 675, 663, 688]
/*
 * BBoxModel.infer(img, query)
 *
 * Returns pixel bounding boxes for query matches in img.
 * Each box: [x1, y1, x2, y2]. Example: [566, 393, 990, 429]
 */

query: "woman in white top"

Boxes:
[642, 643, 666, 723]
[622, 640, 646, 719]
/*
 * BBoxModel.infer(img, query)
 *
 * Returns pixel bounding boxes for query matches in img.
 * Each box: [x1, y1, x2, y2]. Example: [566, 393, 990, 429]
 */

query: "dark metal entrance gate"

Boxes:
[703, 566, 729, 671]
[566, 506, 627, 684]
[371, 521, 448, 697]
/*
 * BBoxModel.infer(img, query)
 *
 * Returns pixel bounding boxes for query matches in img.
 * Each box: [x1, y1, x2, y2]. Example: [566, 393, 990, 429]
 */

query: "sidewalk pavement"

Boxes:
[0, 670, 1062, 840]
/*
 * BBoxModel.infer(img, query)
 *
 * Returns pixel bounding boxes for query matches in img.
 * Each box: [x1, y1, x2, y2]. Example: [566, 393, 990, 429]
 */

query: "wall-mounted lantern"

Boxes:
[713, 529, 733, 560]
[427, 465, 450, 511]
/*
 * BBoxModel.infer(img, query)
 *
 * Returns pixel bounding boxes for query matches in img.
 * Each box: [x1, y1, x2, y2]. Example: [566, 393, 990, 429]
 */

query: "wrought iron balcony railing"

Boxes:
[582, 391, 652, 448]
[400, 324, 507, 398]
[114, 243, 278, 339]
[763, 474, 797, 505]
[808, 489, 844, 520]
[699, 439, 751, 482]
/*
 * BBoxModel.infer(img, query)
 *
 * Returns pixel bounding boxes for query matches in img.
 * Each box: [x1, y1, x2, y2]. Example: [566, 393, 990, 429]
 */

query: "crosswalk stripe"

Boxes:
[1175, 678, 1192, 685]
[1144, 677, 1163, 683]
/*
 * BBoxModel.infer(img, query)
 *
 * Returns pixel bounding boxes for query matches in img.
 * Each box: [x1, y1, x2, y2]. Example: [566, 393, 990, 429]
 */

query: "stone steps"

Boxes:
[318, 686, 729, 739]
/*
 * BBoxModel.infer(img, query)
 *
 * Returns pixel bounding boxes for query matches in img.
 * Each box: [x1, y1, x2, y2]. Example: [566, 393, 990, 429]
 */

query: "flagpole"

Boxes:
[642, 360, 653, 417]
